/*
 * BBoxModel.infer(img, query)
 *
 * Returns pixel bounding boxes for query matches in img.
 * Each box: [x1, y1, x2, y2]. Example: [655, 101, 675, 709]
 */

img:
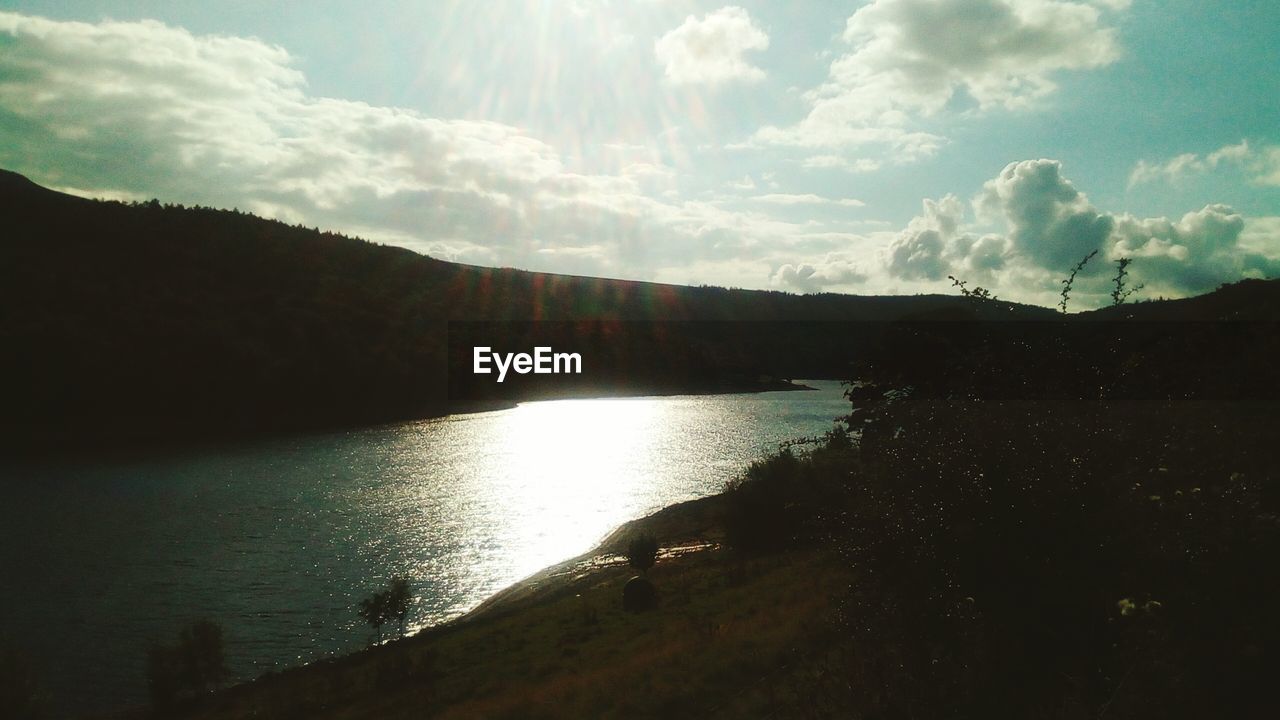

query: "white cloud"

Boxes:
[885, 194, 969, 280]
[654, 6, 769, 85]
[772, 253, 869, 293]
[883, 159, 1280, 305]
[2, 12, 1269, 309]
[801, 155, 883, 173]
[1128, 141, 1280, 188]
[0, 11, 824, 285]
[751, 193, 865, 207]
[1110, 205, 1278, 290]
[753, 0, 1121, 159]
[976, 159, 1113, 270]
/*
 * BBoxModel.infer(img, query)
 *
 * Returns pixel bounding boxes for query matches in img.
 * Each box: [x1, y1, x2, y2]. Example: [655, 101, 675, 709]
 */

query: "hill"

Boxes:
[0, 169, 1055, 451]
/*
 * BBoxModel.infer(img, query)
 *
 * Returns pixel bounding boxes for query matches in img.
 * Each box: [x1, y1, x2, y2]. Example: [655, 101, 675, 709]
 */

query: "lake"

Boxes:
[0, 381, 849, 714]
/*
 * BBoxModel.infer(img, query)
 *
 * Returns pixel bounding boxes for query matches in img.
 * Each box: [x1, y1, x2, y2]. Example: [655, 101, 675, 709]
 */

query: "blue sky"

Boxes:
[1, 1, 1277, 306]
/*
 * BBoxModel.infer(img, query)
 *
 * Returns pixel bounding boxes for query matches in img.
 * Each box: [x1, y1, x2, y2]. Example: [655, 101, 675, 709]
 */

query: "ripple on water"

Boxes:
[0, 381, 850, 715]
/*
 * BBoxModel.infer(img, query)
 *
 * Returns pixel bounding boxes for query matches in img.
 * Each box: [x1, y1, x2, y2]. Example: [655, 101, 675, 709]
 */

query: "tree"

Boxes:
[360, 576, 414, 642]
[385, 577, 412, 637]
[626, 533, 658, 574]
[146, 619, 227, 709]
[359, 592, 389, 642]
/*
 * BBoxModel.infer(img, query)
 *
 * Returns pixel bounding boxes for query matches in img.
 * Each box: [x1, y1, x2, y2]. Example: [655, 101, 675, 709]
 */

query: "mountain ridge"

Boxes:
[2, 169, 1274, 452]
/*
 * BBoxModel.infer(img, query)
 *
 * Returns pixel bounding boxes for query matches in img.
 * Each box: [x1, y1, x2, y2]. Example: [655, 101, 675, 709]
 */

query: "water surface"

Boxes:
[0, 381, 849, 714]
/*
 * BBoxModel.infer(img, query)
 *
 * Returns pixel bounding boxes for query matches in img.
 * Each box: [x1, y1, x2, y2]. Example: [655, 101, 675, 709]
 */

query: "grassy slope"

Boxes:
[129, 497, 848, 719]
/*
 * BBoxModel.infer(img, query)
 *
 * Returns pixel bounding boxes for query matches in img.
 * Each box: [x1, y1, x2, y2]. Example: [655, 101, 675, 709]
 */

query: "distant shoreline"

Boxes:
[3, 379, 828, 465]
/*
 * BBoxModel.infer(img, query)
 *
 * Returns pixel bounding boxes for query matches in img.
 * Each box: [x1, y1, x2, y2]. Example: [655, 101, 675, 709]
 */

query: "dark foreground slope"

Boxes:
[0, 169, 1052, 452]
[105, 279, 1280, 720]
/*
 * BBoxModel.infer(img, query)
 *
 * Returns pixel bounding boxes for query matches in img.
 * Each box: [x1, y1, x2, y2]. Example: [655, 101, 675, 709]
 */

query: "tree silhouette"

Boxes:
[359, 576, 414, 642]
[359, 592, 389, 642]
[385, 576, 412, 637]
[626, 533, 658, 574]
[146, 619, 227, 710]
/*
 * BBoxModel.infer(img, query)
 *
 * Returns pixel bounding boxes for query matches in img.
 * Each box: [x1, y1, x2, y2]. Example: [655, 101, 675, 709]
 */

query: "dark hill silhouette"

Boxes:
[1, 169, 1274, 451]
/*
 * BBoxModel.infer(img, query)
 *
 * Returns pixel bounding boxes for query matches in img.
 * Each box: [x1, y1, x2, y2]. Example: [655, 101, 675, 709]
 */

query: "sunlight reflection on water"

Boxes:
[0, 381, 849, 714]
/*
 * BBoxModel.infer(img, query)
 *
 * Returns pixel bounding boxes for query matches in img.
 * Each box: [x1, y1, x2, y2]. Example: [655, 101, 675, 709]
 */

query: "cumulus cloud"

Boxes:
[1110, 206, 1279, 291]
[1128, 141, 1280, 188]
[885, 195, 964, 280]
[976, 159, 1113, 270]
[753, 0, 1121, 159]
[772, 253, 869, 293]
[883, 159, 1280, 304]
[0, 11, 833, 284]
[654, 6, 769, 85]
[884, 194, 1008, 281]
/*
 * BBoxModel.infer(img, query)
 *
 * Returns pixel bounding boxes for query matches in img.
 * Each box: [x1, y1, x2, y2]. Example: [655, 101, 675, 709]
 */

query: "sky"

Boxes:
[1, 0, 1277, 307]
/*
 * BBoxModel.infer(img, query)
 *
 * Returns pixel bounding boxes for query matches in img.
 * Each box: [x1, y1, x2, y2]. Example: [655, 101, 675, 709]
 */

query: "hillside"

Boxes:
[0, 169, 1054, 451]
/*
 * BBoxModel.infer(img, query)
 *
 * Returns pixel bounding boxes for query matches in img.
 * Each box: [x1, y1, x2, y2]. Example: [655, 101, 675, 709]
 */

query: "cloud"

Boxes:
[801, 155, 883, 173]
[884, 194, 1010, 281]
[751, 193, 865, 208]
[1110, 206, 1279, 292]
[654, 6, 769, 85]
[976, 159, 1113, 270]
[0, 11, 826, 285]
[1128, 141, 1280, 188]
[752, 0, 1121, 158]
[772, 253, 869, 293]
[883, 159, 1280, 304]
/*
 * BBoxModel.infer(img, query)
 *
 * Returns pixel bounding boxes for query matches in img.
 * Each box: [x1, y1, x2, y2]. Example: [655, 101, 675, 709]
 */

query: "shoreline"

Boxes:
[8, 379, 825, 467]
[102, 491, 741, 719]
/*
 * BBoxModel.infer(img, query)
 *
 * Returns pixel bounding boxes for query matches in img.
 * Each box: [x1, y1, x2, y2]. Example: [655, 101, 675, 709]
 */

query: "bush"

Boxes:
[622, 576, 658, 613]
[822, 323, 1277, 717]
[146, 619, 227, 710]
[718, 320, 1280, 717]
[722, 448, 812, 553]
[625, 533, 658, 574]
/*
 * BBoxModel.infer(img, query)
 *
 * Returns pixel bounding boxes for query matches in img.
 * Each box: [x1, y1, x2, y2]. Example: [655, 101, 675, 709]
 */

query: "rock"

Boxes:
[622, 576, 658, 612]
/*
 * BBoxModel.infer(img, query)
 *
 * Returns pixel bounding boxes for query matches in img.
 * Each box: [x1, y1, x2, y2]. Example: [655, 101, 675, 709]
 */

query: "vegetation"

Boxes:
[624, 533, 658, 574]
[124, 538, 849, 719]
[6, 168, 1278, 716]
[719, 316, 1279, 718]
[1111, 256, 1144, 305]
[110, 280, 1278, 717]
[947, 274, 997, 301]
[1059, 249, 1097, 313]
[146, 620, 228, 711]
[359, 576, 414, 642]
[0, 168, 1054, 455]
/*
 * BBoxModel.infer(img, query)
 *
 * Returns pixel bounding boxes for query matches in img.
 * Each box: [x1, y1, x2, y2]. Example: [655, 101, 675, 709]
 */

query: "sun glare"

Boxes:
[482, 397, 667, 578]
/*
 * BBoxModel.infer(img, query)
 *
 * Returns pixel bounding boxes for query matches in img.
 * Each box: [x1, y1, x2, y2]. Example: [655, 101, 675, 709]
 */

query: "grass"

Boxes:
[134, 498, 850, 719]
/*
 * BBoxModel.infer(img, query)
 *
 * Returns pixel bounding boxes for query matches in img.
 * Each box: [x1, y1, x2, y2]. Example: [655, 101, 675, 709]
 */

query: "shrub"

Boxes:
[625, 533, 658, 574]
[722, 449, 806, 554]
[622, 576, 658, 613]
[146, 619, 227, 710]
